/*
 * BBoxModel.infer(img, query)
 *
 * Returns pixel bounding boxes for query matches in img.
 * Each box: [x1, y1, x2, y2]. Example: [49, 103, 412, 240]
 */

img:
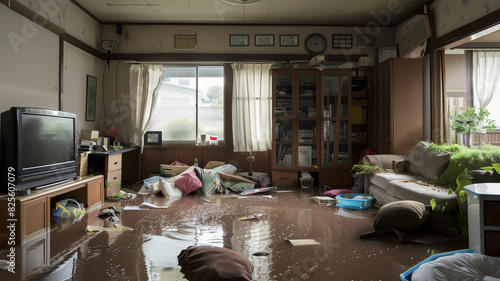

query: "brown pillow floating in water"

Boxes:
[178, 246, 254, 281]
[373, 200, 430, 231]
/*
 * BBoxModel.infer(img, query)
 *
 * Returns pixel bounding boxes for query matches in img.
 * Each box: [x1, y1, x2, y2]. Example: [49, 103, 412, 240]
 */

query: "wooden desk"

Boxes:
[88, 146, 140, 197]
[0, 175, 104, 247]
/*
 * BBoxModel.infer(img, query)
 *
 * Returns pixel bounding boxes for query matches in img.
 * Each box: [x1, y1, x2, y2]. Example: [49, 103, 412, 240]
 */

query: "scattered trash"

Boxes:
[85, 225, 133, 232]
[237, 214, 263, 221]
[239, 186, 277, 196]
[123, 205, 149, 211]
[163, 228, 178, 232]
[119, 190, 137, 200]
[203, 198, 212, 203]
[98, 206, 121, 222]
[252, 252, 270, 257]
[287, 239, 321, 246]
[237, 195, 273, 199]
[1, 260, 11, 271]
[311, 196, 336, 204]
[139, 202, 170, 209]
[51, 198, 86, 218]
[273, 190, 297, 193]
[107, 190, 138, 200]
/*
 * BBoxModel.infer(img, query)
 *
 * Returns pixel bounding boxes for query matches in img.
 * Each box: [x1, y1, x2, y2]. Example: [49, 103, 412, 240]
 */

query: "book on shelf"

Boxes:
[352, 107, 363, 123]
[323, 104, 334, 117]
[351, 131, 367, 142]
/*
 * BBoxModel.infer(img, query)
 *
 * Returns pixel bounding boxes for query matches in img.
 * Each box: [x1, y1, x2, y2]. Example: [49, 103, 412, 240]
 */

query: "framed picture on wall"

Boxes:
[85, 75, 97, 121]
[144, 131, 162, 145]
[229, 34, 249, 46]
[255, 34, 274, 46]
[376, 44, 398, 63]
[332, 34, 353, 49]
[279, 34, 299, 46]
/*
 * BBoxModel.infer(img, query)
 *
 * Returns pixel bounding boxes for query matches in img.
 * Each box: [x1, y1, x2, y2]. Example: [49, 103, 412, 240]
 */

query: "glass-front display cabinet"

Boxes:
[272, 69, 351, 171]
[321, 71, 351, 169]
[274, 71, 294, 167]
[273, 70, 319, 169]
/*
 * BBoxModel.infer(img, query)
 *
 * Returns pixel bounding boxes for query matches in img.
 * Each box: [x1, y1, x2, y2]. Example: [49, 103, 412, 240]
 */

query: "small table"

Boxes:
[464, 183, 500, 256]
[238, 172, 272, 188]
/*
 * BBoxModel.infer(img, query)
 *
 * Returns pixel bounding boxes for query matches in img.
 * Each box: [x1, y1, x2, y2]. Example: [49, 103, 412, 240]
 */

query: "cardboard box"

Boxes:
[77, 151, 90, 176]
[98, 137, 110, 146]
[81, 130, 99, 141]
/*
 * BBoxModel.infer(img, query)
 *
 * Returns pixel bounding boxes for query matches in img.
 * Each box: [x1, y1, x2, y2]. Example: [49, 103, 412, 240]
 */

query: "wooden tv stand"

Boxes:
[0, 175, 104, 247]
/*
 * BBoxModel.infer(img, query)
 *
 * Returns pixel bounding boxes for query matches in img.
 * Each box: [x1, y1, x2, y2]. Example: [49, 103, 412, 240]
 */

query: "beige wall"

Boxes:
[101, 24, 394, 57]
[0, 4, 60, 113]
[429, 0, 500, 38]
[0, 2, 103, 138]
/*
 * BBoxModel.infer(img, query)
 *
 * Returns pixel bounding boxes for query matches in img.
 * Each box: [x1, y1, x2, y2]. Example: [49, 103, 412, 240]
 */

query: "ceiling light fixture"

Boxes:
[220, 0, 267, 6]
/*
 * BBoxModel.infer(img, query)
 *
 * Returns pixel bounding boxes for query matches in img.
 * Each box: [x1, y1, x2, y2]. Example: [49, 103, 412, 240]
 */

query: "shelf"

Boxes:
[351, 93, 368, 98]
[272, 69, 354, 188]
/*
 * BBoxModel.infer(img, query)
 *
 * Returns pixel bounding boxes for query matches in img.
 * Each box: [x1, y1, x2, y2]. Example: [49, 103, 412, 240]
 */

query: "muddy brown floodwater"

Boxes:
[1, 188, 467, 281]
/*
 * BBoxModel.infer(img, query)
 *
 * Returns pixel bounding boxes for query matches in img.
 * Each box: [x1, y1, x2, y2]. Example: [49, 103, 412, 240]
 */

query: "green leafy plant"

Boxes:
[430, 163, 500, 239]
[448, 107, 496, 147]
[351, 160, 387, 175]
[430, 167, 471, 238]
[480, 162, 500, 173]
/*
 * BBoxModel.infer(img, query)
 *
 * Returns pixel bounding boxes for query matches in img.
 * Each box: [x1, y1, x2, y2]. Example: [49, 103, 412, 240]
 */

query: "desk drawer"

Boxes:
[106, 170, 122, 186]
[272, 171, 299, 187]
[106, 154, 122, 172]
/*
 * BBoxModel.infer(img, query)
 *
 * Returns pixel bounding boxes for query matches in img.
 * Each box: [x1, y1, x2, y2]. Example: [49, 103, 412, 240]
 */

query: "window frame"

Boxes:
[148, 63, 229, 146]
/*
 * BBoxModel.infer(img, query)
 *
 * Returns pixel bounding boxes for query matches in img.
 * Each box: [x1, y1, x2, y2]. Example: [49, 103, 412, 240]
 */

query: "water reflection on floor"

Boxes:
[1, 188, 467, 281]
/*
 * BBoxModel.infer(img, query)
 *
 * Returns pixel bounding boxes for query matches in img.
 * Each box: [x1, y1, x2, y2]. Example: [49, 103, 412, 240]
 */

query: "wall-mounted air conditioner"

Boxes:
[398, 15, 432, 58]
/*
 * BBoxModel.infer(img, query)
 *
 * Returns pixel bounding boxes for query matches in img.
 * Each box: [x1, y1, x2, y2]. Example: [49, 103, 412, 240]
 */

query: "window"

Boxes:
[147, 65, 225, 144]
[472, 51, 500, 129]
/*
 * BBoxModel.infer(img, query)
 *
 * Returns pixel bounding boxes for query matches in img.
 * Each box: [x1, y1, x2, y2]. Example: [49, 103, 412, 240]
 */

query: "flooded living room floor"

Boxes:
[1, 187, 467, 281]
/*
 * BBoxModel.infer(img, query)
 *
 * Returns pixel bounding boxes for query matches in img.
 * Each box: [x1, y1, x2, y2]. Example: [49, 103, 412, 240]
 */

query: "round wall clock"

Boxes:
[304, 33, 327, 55]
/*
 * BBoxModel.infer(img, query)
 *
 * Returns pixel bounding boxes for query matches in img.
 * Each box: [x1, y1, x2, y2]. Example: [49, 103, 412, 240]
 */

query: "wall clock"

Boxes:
[304, 33, 327, 55]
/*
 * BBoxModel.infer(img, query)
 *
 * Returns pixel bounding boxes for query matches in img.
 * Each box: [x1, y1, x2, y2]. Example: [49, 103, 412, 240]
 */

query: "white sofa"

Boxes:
[362, 142, 457, 211]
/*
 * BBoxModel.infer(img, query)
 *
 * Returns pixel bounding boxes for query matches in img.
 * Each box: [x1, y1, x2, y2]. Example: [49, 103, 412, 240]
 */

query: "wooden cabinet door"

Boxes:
[87, 178, 103, 211]
[21, 196, 49, 241]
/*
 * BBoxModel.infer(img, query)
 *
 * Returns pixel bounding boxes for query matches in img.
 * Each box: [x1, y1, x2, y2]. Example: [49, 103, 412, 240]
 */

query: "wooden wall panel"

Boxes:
[473, 133, 500, 146]
[141, 146, 271, 179]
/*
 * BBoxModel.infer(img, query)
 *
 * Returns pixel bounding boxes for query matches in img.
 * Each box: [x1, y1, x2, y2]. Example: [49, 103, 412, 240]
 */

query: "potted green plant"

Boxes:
[449, 107, 496, 147]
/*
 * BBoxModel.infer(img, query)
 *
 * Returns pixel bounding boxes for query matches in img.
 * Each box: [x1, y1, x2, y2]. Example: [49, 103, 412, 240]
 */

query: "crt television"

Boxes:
[1, 107, 78, 194]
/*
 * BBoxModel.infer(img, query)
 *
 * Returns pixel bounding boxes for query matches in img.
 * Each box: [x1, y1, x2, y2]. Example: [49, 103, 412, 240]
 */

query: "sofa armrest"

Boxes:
[362, 154, 408, 170]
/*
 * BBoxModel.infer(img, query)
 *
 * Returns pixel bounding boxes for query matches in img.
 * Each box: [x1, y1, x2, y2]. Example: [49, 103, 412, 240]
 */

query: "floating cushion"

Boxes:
[323, 189, 354, 198]
[213, 164, 237, 175]
[223, 180, 255, 192]
[174, 168, 202, 194]
[195, 168, 223, 196]
[204, 161, 226, 169]
[178, 246, 254, 281]
[409, 142, 450, 180]
[159, 178, 183, 197]
[373, 200, 430, 231]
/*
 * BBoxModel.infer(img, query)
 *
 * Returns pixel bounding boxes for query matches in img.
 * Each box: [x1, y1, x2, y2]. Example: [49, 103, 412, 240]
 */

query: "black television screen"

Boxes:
[22, 113, 75, 168]
[1, 107, 78, 194]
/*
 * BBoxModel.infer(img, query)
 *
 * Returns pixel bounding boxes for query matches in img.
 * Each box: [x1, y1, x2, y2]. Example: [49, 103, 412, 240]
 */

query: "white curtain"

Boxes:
[232, 63, 272, 152]
[473, 51, 500, 109]
[129, 64, 164, 151]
